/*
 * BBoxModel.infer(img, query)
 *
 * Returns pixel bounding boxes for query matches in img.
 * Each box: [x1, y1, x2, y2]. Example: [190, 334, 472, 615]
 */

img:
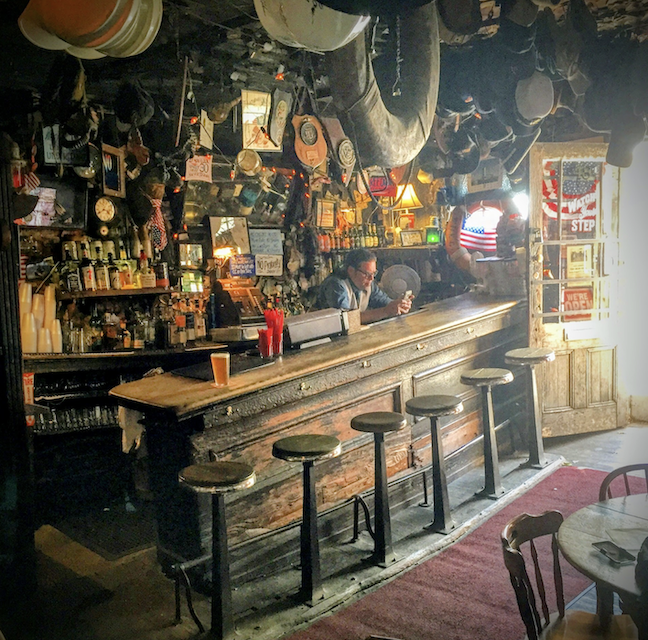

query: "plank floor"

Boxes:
[5, 423, 648, 640]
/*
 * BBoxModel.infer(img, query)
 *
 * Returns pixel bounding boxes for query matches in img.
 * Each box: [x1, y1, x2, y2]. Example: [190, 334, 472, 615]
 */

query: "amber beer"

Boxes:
[210, 352, 230, 387]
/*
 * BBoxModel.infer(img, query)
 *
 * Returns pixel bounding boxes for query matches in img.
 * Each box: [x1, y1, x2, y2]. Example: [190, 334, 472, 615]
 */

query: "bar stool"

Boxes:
[460, 367, 513, 499]
[272, 434, 342, 604]
[504, 347, 555, 468]
[178, 460, 256, 640]
[405, 396, 463, 534]
[350, 411, 407, 565]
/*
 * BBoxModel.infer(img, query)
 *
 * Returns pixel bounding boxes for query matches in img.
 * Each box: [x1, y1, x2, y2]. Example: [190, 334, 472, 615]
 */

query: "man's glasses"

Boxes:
[355, 267, 377, 280]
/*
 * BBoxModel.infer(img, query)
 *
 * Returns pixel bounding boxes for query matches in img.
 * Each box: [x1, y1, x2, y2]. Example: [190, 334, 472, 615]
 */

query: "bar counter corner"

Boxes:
[110, 293, 528, 584]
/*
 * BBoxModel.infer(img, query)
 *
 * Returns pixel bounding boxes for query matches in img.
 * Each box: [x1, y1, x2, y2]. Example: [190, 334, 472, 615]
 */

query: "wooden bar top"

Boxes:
[109, 294, 525, 419]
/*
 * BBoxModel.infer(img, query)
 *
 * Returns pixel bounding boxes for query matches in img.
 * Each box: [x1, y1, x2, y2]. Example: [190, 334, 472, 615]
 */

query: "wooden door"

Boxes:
[528, 142, 626, 437]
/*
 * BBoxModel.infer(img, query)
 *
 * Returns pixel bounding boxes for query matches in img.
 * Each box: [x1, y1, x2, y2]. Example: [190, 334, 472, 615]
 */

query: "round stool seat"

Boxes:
[179, 460, 256, 494]
[505, 347, 555, 366]
[272, 434, 341, 462]
[351, 411, 407, 434]
[406, 395, 463, 418]
[460, 367, 513, 387]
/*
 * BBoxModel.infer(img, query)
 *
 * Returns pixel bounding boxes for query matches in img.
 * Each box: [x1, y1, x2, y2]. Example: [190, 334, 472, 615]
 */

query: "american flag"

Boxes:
[460, 206, 501, 254]
[147, 198, 168, 250]
[542, 160, 600, 220]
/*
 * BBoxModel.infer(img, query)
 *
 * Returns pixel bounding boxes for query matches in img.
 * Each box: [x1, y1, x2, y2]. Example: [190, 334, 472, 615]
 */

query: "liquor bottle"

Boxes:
[186, 312, 196, 343]
[194, 301, 206, 340]
[79, 243, 97, 291]
[62, 250, 83, 293]
[153, 250, 170, 289]
[94, 247, 110, 291]
[132, 314, 146, 349]
[342, 229, 350, 250]
[120, 319, 132, 349]
[138, 250, 156, 288]
[107, 253, 122, 290]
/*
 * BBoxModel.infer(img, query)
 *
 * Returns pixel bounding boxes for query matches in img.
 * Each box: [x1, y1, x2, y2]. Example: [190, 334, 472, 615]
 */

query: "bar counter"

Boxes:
[110, 293, 528, 582]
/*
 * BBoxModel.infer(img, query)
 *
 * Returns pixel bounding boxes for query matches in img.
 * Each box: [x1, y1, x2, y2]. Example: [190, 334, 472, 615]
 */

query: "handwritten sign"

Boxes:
[255, 254, 283, 276]
[229, 254, 256, 278]
[185, 155, 212, 182]
[249, 228, 283, 256]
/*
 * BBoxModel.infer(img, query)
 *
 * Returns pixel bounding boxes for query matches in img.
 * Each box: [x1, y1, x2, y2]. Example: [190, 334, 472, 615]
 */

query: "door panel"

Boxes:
[529, 142, 625, 435]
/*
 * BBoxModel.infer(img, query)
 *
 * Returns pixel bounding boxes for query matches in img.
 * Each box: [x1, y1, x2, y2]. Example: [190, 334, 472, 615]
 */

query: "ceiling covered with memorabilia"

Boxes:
[1, 0, 647, 189]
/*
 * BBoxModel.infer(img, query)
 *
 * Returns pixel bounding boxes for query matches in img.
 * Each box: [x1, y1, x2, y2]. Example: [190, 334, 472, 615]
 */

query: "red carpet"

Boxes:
[286, 466, 622, 640]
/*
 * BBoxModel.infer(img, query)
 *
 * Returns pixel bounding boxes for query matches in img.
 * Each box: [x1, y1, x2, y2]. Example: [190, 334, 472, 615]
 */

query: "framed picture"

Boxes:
[16, 175, 88, 229]
[241, 89, 280, 152]
[400, 229, 424, 246]
[101, 143, 126, 198]
[316, 199, 336, 229]
[466, 157, 504, 193]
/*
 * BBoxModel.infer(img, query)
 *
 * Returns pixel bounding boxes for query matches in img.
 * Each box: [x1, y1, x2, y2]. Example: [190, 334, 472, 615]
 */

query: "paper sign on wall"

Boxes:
[185, 155, 213, 182]
[255, 254, 283, 276]
[229, 254, 256, 278]
[249, 228, 283, 255]
[200, 110, 214, 150]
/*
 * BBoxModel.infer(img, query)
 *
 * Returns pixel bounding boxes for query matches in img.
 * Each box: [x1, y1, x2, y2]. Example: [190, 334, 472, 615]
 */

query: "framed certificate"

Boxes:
[400, 229, 424, 246]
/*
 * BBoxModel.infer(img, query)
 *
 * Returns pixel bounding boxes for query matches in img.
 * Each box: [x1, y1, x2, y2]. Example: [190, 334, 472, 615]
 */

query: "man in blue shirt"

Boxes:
[318, 248, 412, 324]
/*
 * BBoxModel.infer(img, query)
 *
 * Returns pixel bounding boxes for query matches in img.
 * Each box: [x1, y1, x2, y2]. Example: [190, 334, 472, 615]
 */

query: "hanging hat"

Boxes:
[115, 81, 155, 131]
[292, 114, 328, 169]
[515, 71, 554, 122]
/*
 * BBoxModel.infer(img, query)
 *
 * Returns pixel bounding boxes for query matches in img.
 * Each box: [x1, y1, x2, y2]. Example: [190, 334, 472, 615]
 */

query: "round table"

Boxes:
[558, 493, 648, 638]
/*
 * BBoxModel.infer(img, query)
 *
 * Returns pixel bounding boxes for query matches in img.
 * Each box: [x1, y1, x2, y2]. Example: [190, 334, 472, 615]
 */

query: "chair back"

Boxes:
[501, 510, 565, 640]
[599, 463, 648, 501]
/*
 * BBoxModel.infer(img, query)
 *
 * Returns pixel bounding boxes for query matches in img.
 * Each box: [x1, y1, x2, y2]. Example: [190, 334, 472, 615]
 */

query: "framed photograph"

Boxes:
[241, 89, 280, 152]
[466, 157, 504, 193]
[400, 229, 424, 246]
[101, 143, 126, 198]
[316, 199, 336, 229]
[16, 175, 88, 229]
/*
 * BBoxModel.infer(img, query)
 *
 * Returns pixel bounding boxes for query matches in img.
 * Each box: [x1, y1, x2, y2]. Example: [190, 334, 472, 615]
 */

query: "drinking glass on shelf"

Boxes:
[37, 327, 52, 353]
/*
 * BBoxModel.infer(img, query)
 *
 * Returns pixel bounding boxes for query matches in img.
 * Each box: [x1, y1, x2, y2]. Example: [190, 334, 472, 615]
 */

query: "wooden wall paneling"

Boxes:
[587, 346, 616, 405]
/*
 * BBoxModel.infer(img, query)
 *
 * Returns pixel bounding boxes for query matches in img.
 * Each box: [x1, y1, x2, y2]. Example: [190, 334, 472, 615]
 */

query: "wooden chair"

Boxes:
[599, 463, 648, 501]
[502, 510, 638, 640]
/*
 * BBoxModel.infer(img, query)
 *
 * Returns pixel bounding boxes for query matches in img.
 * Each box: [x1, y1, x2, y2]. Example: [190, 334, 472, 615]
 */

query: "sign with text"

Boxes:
[229, 254, 256, 278]
[255, 254, 283, 276]
[185, 155, 213, 182]
[563, 287, 593, 322]
[249, 228, 283, 256]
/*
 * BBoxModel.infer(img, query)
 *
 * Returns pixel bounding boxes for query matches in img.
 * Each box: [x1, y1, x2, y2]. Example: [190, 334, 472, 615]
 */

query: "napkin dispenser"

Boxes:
[285, 308, 346, 348]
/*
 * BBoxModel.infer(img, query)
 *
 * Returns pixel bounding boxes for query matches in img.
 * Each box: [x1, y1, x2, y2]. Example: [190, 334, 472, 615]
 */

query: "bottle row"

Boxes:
[316, 224, 384, 253]
[60, 239, 169, 294]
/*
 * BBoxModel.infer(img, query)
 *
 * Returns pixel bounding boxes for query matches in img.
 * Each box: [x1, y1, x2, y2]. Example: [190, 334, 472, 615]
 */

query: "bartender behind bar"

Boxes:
[317, 248, 412, 324]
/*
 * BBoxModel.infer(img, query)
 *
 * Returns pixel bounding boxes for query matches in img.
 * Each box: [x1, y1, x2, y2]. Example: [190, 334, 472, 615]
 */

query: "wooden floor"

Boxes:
[6, 423, 648, 640]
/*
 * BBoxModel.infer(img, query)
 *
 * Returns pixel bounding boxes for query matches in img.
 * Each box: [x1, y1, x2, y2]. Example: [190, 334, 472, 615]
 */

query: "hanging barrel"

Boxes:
[324, 3, 440, 168]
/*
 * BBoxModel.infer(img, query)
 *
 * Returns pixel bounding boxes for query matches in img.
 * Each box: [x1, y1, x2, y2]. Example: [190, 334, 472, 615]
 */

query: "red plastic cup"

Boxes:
[258, 328, 273, 359]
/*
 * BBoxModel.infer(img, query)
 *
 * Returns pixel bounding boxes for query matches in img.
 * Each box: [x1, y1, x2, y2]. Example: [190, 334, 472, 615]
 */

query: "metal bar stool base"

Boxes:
[475, 486, 507, 501]
[424, 519, 457, 535]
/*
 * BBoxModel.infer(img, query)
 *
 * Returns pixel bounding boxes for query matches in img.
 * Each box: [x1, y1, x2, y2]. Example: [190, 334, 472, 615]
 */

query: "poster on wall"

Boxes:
[566, 245, 592, 279]
[542, 160, 599, 238]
